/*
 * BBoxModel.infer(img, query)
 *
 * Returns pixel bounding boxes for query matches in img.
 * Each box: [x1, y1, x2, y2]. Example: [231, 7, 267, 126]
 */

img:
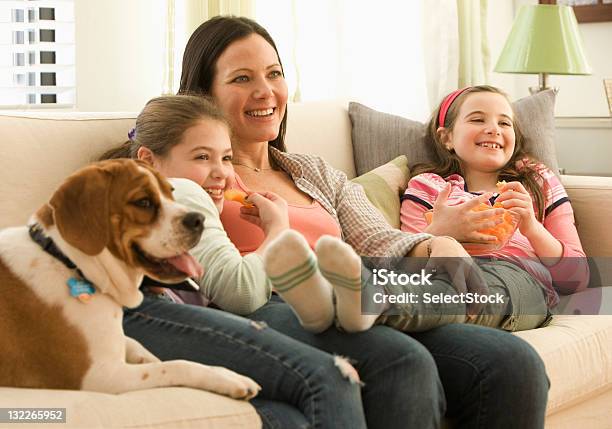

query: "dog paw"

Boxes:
[209, 367, 261, 400]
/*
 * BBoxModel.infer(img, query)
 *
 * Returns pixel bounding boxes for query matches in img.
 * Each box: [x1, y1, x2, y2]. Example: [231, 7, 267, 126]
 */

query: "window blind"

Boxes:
[0, 0, 75, 108]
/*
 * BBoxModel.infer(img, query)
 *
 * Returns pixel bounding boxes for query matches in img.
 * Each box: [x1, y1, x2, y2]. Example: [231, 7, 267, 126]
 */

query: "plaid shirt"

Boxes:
[271, 147, 431, 257]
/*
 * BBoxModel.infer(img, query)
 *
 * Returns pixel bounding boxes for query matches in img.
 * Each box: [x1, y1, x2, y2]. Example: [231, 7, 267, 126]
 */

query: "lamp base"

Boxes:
[529, 86, 559, 95]
[529, 73, 559, 95]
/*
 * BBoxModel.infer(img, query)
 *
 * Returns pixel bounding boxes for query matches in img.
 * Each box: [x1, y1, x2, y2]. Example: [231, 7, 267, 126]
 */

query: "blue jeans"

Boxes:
[123, 294, 367, 429]
[250, 295, 549, 429]
[411, 323, 549, 429]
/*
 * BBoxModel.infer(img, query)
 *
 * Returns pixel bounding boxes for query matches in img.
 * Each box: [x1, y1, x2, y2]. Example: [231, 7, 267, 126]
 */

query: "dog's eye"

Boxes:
[132, 198, 153, 209]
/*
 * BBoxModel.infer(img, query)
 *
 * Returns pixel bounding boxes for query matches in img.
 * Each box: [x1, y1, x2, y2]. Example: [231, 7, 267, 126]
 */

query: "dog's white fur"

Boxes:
[0, 160, 260, 398]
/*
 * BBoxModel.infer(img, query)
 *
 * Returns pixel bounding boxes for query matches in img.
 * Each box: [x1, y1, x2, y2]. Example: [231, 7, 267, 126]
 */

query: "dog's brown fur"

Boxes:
[0, 159, 260, 398]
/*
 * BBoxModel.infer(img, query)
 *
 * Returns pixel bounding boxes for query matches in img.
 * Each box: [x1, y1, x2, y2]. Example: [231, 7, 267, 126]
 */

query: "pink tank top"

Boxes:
[220, 174, 341, 254]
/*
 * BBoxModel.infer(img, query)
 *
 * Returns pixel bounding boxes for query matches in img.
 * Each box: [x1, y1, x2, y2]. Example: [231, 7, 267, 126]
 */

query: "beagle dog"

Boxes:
[0, 159, 260, 399]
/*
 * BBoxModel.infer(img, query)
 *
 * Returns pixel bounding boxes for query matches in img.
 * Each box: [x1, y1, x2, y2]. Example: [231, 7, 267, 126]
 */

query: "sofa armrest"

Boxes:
[560, 174, 612, 256]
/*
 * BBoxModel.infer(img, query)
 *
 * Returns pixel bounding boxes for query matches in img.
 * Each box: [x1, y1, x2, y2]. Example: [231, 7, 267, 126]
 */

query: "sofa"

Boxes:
[1, 101, 611, 429]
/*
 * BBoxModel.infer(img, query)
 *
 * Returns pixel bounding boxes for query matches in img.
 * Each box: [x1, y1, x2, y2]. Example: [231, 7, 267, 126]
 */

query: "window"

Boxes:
[40, 50, 55, 64]
[39, 7, 54, 20]
[12, 9, 24, 22]
[13, 52, 24, 66]
[1, 0, 75, 108]
[39, 28, 54, 42]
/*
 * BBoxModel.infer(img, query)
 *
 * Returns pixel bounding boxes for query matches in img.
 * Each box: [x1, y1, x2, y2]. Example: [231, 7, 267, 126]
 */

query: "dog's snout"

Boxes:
[182, 212, 204, 234]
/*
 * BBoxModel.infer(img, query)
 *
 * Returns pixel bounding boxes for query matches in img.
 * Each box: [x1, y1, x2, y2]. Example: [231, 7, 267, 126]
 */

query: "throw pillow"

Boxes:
[348, 89, 559, 176]
[351, 155, 410, 228]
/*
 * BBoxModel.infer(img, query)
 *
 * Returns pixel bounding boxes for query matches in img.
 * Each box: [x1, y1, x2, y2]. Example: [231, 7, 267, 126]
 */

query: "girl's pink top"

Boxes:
[220, 173, 341, 255]
[400, 162, 589, 307]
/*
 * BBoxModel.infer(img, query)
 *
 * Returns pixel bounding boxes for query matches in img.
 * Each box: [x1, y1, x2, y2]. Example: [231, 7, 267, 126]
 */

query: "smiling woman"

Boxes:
[176, 16, 554, 429]
[210, 34, 288, 155]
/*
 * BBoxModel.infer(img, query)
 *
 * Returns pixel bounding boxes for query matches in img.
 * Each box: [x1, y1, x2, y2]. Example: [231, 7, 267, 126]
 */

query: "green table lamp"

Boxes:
[494, 4, 592, 94]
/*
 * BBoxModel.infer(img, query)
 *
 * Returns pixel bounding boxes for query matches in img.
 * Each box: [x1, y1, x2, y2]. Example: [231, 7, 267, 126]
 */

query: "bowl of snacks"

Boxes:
[423, 182, 520, 254]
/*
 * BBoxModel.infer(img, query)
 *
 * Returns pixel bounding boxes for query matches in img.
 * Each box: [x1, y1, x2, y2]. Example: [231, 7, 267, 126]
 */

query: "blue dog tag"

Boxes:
[67, 277, 95, 302]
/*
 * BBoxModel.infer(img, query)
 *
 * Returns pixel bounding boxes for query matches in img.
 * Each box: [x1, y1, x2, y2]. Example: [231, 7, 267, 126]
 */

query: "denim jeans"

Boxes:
[250, 295, 549, 429]
[379, 260, 550, 333]
[412, 323, 549, 429]
[250, 296, 445, 429]
[123, 294, 367, 429]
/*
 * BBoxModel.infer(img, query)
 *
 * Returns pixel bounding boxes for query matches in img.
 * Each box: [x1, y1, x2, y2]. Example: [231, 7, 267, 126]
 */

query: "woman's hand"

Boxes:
[495, 181, 538, 237]
[426, 183, 505, 243]
[426, 236, 489, 316]
[239, 191, 289, 237]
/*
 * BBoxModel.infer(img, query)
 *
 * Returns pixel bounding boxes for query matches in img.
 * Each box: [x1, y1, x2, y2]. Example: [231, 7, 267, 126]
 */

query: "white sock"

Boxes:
[315, 236, 380, 333]
[263, 230, 334, 333]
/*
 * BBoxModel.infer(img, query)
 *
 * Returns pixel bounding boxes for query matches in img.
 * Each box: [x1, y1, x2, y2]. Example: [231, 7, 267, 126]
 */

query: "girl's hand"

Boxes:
[239, 192, 289, 236]
[495, 181, 538, 237]
[426, 236, 489, 316]
[426, 183, 505, 243]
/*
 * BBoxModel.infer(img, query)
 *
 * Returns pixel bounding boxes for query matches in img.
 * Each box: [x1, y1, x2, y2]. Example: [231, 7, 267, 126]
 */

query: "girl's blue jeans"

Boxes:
[124, 293, 548, 429]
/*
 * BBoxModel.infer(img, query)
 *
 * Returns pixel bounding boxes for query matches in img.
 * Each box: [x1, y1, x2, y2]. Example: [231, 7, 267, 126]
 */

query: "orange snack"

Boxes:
[224, 189, 254, 208]
[424, 201, 518, 245]
[471, 202, 517, 244]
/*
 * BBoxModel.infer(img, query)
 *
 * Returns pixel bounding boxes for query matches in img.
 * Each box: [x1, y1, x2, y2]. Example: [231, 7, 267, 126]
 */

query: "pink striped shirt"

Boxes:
[400, 163, 589, 307]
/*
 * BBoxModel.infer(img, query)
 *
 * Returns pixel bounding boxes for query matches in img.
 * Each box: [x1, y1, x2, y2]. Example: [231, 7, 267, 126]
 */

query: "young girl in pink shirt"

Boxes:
[269, 85, 588, 334]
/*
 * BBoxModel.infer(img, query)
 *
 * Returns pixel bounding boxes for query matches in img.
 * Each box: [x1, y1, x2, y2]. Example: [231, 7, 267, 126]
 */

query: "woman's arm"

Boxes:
[322, 165, 432, 256]
[170, 178, 272, 315]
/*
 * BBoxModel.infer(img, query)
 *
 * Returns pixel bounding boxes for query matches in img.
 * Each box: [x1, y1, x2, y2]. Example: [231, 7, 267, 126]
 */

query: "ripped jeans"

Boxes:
[123, 293, 367, 429]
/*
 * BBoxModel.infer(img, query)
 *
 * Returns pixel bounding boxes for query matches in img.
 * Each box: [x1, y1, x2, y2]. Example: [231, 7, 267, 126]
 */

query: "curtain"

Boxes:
[256, 0, 431, 121]
[162, 0, 176, 94]
[162, 0, 490, 119]
[457, 0, 490, 87]
[423, 0, 490, 107]
[162, 0, 255, 94]
[423, 0, 460, 109]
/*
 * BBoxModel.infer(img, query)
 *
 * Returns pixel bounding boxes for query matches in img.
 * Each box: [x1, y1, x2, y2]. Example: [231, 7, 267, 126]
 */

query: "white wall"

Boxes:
[74, 0, 165, 112]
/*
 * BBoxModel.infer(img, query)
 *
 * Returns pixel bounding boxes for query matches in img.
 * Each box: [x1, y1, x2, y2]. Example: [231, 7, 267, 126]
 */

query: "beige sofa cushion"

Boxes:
[560, 175, 612, 256]
[285, 101, 356, 177]
[0, 114, 135, 228]
[0, 387, 260, 428]
[514, 315, 612, 414]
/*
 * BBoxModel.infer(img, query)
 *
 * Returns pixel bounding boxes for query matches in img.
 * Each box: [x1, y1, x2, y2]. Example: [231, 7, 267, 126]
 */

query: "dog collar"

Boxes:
[29, 223, 95, 303]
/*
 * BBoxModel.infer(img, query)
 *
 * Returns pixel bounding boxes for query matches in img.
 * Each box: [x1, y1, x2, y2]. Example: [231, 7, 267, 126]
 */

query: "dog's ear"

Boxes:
[49, 164, 112, 256]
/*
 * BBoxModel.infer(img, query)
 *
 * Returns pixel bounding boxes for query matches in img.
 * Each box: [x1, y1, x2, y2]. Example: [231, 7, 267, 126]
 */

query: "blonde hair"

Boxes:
[99, 94, 229, 161]
[412, 85, 546, 221]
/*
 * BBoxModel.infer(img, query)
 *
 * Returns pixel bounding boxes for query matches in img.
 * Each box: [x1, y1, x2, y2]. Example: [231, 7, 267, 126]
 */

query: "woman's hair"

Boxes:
[413, 85, 546, 221]
[99, 94, 228, 161]
[178, 15, 287, 153]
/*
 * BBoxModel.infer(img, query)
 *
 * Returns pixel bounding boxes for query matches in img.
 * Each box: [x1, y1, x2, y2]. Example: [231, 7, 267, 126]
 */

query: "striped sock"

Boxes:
[263, 230, 334, 333]
[315, 236, 379, 333]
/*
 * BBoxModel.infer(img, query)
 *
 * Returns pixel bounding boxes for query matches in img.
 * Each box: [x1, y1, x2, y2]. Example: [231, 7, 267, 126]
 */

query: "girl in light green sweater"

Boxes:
[101, 94, 288, 314]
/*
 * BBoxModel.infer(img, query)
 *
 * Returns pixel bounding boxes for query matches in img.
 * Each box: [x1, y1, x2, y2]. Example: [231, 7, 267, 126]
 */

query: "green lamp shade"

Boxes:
[495, 4, 591, 75]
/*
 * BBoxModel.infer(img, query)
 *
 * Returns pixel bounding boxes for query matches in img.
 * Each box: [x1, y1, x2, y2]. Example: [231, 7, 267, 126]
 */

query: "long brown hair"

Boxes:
[179, 15, 287, 155]
[99, 95, 228, 161]
[412, 85, 546, 221]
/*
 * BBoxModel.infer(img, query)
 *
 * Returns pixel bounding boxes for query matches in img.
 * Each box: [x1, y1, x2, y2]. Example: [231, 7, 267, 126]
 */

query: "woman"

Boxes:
[180, 16, 549, 428]
[102, 95, 369, 428]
